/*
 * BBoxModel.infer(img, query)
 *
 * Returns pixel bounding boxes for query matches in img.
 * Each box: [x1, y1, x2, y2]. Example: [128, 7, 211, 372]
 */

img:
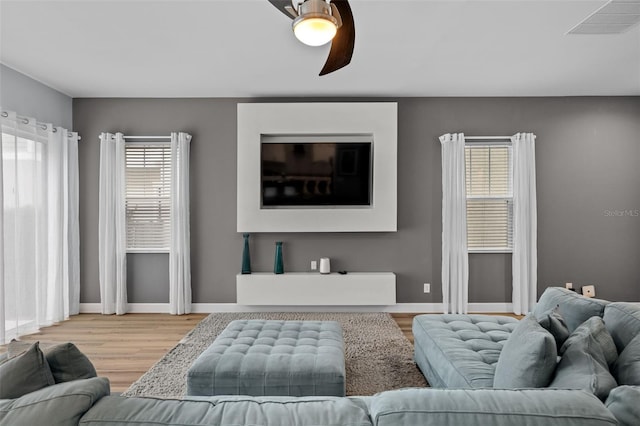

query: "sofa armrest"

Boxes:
[0, 377, 110, 426]
[605, 386, 640, 426]
[368, 388, 617, 426]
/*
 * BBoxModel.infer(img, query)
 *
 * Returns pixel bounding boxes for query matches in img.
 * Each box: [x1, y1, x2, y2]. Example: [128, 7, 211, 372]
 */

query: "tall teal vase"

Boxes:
[241, 233, 251, 274]
[274, 241, 284, 274]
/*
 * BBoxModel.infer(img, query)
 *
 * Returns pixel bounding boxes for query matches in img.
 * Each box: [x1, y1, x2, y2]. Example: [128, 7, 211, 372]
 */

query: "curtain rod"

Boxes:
[1, 111, 81, 139]
[123, 135, 172, 140]
[465, 136, 512, 141]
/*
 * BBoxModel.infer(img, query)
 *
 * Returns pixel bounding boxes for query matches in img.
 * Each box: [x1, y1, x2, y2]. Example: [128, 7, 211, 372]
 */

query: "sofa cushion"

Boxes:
[412, 314, 518, 388]
[0, 342, 55, 399]
[605, 385, 640, 426]
[536, 305, 571, 348]
[603, 302, 640, 353]
[550, 317, 618, 400]
[0, 377, 110, 426]
[494, 315, 557, 388]
[613, 333, 640, 385]
[79, 395, 372, 426]
[368, 388, 618, 426]
[533, 287, 609, 333]
[8, 340, 97, 384]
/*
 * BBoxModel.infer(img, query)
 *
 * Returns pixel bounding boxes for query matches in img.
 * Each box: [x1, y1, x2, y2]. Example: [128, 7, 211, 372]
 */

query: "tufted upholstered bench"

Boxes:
[413, 314, 519, 388]
[186, 320, 345, 397]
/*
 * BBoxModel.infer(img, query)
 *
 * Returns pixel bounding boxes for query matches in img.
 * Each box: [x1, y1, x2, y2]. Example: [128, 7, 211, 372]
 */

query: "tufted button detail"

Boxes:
[187, 320, 346, 397]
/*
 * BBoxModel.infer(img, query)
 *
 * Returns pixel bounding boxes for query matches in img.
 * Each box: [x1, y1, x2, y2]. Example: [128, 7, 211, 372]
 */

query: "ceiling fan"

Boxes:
[267, 0, 355, 76]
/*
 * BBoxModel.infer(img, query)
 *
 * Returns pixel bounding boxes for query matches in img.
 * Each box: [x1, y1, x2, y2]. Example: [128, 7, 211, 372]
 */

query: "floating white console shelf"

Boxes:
[236, 272, 396, 306]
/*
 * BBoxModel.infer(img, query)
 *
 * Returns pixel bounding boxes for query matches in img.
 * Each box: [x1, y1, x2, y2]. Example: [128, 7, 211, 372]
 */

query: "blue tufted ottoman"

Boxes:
[187, 320, 345, 397]
[412, 314, 519, 388]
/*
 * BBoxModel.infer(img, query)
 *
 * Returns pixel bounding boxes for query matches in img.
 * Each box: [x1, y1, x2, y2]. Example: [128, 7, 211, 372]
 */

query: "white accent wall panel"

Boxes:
[237, 102, 398, 232]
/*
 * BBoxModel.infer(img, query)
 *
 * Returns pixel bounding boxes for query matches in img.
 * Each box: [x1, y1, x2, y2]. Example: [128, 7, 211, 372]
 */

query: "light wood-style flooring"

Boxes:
[0, 314, 206, 392]
[1, 312, 519, 392]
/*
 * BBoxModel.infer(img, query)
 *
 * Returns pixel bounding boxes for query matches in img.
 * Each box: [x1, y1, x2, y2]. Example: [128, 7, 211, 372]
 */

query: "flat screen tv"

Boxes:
[261, 142, 372, 207]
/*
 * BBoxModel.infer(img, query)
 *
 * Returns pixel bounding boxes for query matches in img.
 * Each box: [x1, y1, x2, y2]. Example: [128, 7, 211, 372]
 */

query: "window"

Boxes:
[125, 143, 171, 251]
[465, 143, 513, 252]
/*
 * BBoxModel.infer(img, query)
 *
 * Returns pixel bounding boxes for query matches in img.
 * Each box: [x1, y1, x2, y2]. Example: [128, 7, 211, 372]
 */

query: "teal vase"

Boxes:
[274, 241, 284, 274]
[241, 233, 251, 274]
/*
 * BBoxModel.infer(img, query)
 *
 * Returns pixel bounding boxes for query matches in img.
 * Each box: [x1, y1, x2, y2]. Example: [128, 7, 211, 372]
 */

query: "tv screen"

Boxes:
[261, 142, 372, 207]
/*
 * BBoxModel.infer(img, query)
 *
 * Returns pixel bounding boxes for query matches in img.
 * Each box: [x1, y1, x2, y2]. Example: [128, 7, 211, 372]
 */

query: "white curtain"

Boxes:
[169, 132, 192, 315]
[440, 133, 469, 314]
[512, 132, 537, 315]
[46, 125, 81, 322]
[0, 116, 4, 344]
[98, 132, 127, 315]
[0, 110, 80, 344]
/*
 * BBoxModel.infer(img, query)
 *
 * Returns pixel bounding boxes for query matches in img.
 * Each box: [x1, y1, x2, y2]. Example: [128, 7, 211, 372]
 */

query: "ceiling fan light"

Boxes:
[293, 17, 337, 46]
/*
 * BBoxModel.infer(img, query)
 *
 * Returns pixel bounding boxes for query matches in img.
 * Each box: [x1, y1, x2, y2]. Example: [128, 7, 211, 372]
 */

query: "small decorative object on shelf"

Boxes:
[241, 233, 251, 274]
[274, 241, 284, 274]
[319, 257, 331, 274]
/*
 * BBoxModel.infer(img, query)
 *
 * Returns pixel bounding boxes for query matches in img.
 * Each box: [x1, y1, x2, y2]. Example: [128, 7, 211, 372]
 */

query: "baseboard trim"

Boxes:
[468, 303, 514, 313]
[79, 303, 170, 314]
[79, 303, 101, 313]
[191, 303, 446, 313]
[79, 302, 514, 314]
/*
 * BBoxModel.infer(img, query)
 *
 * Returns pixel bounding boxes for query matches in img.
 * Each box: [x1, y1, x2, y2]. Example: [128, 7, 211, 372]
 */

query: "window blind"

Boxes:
[125, 144, 171, 250]
[465, 145, 513, 251]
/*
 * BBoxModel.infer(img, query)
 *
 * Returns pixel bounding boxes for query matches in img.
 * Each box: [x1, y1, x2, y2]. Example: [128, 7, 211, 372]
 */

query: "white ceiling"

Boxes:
[1, 0, 639, 98]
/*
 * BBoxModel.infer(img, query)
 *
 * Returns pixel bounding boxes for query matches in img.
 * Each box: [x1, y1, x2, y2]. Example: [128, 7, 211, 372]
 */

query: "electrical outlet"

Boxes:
[565, 282, 573, 290]
[582, 285, 596, 298]
[424, 283, 431, 293]
[311, 260, 317, 271]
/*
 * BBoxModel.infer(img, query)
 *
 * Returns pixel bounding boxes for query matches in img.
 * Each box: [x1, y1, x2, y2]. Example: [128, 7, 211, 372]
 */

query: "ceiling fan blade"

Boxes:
[319, 0, 355, 76]
[267, 0, 296, 19]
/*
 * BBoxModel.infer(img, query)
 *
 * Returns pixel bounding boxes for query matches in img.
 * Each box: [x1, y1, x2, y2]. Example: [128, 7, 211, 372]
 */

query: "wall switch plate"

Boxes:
[310, 260, 317, 271]
[424, 283, 431, 293]
[582, 285, 596, 298]
[565, 282, 573, 290]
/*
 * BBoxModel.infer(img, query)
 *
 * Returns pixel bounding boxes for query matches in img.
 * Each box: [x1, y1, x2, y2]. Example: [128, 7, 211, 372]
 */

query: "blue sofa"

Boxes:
[1, 287, 638, 426]
[0, 377, 626, 426]
[412, 287, 640, 426]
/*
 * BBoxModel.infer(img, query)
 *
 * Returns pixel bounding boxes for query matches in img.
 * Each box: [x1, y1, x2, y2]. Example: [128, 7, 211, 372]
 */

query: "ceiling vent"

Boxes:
[568, 0, 640, 34]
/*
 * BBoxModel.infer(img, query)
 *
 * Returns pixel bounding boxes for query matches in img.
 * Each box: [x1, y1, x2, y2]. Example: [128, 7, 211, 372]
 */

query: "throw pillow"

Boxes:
[536, 305, 570, 348]
[45, 343, 98, 383]
[559, 316, 618, 367]
[493, 315, 558, 388]
[0, 342, 55, 399]
[550, 318, 618, 400]
[7, 339, 58, 358]
[612, 333, 640, 385]
[8, 340, 97, 384]
[532, 287, 609, 333]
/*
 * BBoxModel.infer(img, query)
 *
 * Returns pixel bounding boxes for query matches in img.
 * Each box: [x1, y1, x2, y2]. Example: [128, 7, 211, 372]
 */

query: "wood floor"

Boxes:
[0, 313, 207, 392]
[1, 312, 519, 392]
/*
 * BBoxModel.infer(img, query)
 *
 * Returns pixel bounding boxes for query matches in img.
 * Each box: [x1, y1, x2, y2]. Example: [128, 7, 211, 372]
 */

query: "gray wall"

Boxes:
[0, 64, 72, 129]
[73, 97, 640, 305]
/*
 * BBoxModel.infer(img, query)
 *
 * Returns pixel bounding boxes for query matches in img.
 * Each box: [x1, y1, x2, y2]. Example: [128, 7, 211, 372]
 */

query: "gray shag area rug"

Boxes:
[123, 312, 427, 398]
